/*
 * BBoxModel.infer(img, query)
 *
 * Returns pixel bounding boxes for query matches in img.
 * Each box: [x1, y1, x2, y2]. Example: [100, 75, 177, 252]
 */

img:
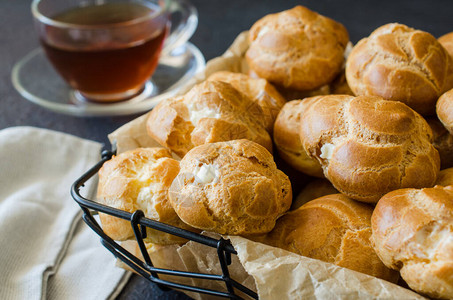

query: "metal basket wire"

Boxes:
[70, 149, 258, 300]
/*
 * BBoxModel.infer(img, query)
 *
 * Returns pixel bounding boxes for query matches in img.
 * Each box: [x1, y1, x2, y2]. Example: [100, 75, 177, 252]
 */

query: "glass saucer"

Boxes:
[11, 42, 205, 117]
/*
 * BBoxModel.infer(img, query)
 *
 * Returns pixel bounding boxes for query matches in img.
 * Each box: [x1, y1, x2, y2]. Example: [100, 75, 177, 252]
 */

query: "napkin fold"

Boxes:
[0, 126, 130, 300]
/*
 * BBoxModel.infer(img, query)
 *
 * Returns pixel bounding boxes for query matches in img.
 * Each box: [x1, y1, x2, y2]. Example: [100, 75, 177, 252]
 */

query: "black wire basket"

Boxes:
[70, 149, 258, 300]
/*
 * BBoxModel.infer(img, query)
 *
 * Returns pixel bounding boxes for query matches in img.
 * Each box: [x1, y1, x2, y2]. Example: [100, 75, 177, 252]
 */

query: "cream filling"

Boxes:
[138, 169, 154, 182]
[193, 163, 220, 184]
[320, 143, 335, 160]
[136, 183, 161, 219]
[257, 26, 270, 39]
[342, 42, 353, 68]
[187, 103, 221, 125]
[410, 224, 453, 260]
[344, 42, 353, 60]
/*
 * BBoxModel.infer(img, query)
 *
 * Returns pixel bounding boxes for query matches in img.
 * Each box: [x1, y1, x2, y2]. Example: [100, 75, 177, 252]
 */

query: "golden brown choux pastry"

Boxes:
[97, 148, 195, 244]
[246, 6, 349, 91]
[207, 71, 287, 133]
[299, 94, 440, 203]
[346, 23, 453, 115]
[146, 80, 272, 157]
[168, 139, 292, 235]
[439, 31, 453, 58]
[261, 194, 398, 282]
[273, 100, 323, 178]
[371, 186, 453, 299]
[437, 88, 453, 135]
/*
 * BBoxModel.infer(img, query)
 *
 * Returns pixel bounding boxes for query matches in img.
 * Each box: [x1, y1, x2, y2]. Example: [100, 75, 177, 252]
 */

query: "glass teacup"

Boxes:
[32, 0, 197, 102]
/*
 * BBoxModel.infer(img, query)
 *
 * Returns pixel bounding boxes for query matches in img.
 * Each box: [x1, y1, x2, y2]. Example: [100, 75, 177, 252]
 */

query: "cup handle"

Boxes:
[161, 0, 198, 56]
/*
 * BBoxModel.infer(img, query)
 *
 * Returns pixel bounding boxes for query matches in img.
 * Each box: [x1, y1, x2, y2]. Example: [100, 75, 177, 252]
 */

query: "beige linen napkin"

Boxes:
[0, 126, 130, 300]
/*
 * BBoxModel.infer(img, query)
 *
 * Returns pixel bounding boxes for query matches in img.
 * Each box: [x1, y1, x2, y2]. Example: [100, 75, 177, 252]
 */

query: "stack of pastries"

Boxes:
[97, 5, 453, 299]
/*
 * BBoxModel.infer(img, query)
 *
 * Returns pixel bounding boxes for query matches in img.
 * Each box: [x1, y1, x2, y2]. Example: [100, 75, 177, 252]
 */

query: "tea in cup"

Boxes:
[32, 0, 197, 102]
